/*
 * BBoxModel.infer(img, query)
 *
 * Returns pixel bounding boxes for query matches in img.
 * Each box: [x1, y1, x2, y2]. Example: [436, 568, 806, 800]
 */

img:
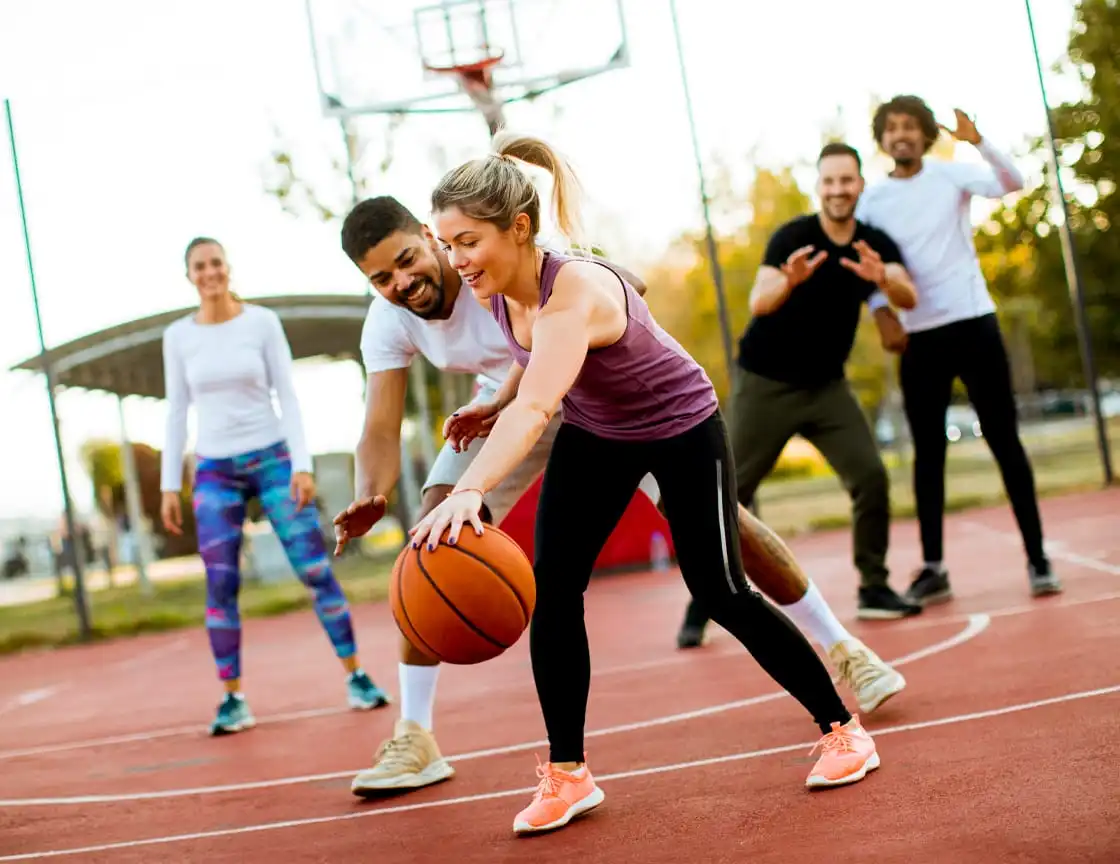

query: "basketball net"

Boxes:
[425, 55, 506, 138]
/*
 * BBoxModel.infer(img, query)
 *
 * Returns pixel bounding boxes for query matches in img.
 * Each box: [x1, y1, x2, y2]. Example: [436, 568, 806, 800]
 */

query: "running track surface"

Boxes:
[1, 488, 1118, 863]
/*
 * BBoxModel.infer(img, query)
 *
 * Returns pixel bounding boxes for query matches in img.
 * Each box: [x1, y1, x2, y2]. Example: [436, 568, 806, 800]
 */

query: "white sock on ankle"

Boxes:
[780, 581, 853, 653]
[399, 663, 440, 730]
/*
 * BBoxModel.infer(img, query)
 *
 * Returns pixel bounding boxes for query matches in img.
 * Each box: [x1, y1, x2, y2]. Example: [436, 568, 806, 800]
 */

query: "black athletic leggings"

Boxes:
[899, 313, 1045, 566]
[531, 410, 851, 763]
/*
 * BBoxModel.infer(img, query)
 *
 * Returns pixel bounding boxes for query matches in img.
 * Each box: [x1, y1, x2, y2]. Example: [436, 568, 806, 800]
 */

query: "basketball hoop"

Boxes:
[423, 53, 506, 136]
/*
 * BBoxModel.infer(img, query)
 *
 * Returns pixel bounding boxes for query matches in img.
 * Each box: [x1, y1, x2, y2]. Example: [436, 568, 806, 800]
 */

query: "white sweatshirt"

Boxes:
[160, 304, 312, 492]
[860, 139, 1025, 333]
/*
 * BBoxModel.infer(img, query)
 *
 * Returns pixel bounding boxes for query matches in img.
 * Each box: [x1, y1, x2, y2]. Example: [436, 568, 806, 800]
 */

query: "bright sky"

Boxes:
[0, 0, 1077, 521]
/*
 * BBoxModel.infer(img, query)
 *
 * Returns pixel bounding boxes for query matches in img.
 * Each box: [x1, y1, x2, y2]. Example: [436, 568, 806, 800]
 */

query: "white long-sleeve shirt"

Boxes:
[160, 304, 312, 491]
[860, 139, 1025, 333]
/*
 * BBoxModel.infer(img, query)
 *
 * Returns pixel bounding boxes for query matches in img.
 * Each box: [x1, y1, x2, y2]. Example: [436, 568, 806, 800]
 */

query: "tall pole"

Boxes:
[667, 0, 735, 385]
[1024, 0, 1113, 485]
[5, 99, 93, 638]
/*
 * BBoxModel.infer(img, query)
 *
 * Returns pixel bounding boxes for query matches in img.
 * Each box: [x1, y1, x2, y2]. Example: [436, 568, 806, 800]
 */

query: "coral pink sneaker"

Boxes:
[512, 757, 606, 834]
[805, 715, 880, 789]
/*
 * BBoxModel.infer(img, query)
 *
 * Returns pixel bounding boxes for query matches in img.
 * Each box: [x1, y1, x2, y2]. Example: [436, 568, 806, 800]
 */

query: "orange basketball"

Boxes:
[389, 523, 536, 665]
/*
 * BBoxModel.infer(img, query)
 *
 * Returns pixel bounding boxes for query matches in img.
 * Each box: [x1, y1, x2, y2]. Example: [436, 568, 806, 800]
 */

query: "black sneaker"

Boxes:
[857, 584, 923, 620]
[905, 567, 953, 607]
[676, 624, 706, 649]
[1028, 560, 1062, 597]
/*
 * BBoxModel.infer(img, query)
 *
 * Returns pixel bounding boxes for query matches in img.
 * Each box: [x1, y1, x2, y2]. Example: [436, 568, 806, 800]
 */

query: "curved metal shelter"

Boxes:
[10, 294, 372, 400]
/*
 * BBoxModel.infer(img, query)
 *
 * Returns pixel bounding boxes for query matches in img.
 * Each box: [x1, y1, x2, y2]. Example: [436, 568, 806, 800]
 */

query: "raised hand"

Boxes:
[839, 240, 886, 286]
[781, 245, 828, 289]
[332, 494, 388, 556]
[939, 108, 981, 145]
[443, 400, 501, 453]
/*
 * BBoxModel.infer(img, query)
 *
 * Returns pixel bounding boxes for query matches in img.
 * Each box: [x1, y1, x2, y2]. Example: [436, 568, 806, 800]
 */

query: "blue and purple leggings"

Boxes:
[192, 441, 356, 681]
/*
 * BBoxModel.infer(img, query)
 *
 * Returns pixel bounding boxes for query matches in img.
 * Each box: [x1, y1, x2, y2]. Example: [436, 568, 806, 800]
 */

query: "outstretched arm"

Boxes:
[941, 108, 1024, 198]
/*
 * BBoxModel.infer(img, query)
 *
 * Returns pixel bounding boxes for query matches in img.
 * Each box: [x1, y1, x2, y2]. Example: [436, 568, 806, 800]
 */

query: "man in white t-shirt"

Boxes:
[859, 94, 1062, 605]
[331, 196, 906, 798]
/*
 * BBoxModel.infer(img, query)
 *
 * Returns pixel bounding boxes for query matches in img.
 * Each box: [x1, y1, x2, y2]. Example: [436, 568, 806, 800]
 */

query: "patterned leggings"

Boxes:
[193, 441, 356, 681]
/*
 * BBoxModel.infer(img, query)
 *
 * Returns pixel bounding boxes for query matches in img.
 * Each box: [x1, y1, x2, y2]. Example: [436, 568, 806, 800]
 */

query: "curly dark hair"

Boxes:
[341, 196, 423, 264]
[872, 95, 940, 153]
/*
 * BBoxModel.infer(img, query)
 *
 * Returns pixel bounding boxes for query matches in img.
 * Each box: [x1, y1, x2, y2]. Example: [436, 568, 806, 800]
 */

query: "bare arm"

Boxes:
[881, 263, 917, 310]
[749, 266, 795, 316]
[354, 368, 408, 500]
[453, 282, 595, 496]
[490, 361, 526, 410]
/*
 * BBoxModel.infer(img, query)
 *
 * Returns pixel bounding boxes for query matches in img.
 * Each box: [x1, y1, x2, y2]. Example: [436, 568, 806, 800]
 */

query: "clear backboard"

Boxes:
[303, 0, 630, 119]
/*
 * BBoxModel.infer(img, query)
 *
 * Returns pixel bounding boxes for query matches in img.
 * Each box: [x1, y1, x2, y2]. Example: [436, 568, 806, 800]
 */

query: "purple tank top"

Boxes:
[489, 250, 718, 441]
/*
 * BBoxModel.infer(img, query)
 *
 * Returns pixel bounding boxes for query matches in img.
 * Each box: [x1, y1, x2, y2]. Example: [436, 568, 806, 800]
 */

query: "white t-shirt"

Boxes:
[859, 139, 1024, 333]
[160, 304, 312, 491]
[359, 285, 515, 389]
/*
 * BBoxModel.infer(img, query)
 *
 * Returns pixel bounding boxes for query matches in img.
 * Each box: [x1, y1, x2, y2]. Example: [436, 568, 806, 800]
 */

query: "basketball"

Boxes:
[390, 524, 536, 665]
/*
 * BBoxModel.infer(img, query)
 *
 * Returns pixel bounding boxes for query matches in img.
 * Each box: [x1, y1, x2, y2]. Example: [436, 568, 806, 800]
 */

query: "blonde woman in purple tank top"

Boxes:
[408, 132, 882, 836]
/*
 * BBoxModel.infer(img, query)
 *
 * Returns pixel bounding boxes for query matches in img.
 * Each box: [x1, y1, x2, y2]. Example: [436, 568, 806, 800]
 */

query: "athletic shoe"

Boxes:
[347, 669, 391, 710]
[856, 584, 922, 620]
[209, 692, 255, 736]
[905, 566, 953, 607]
[351, 718, 455, 796]
[1028, 560, 1062, 597]
[805, 716, 880, 789]
[676, 624, 706, 649]
[512, 758, 605, 834]
[829, 640, 907, 714]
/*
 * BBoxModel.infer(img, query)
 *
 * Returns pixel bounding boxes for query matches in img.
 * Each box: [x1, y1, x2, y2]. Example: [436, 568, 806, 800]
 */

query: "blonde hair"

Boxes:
[431, 131, 585, 250]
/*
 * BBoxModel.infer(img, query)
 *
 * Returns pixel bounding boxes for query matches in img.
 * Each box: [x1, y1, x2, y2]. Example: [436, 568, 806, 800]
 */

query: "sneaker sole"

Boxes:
[351, 759, 455, 795]
[908, 589, 953, 607]
[805, 750, 881, 789]
[856, 606, 921, 620]
[513, 786, 606, 835]
[210, 716, 256, 737]
[857, 672, 907, 714]
[348, 692, 393, 711]
[1030, 581, 1063, 597]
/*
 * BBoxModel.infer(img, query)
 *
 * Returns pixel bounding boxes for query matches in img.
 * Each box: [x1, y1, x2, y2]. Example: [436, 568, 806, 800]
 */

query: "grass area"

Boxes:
[0, 553, 395, 657]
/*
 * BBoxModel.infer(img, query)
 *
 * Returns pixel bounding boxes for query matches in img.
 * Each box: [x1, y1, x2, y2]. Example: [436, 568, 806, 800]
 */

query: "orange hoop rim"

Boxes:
[422, 52, 505, 78]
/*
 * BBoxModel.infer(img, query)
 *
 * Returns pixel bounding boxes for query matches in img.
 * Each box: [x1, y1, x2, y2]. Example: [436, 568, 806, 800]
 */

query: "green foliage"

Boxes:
[973, 0, 1120, 387]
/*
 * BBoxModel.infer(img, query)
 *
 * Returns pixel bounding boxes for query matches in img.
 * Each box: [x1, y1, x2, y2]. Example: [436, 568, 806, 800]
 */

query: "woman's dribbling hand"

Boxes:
[443, 401, 501, 453]
[408, 489, 485, 551]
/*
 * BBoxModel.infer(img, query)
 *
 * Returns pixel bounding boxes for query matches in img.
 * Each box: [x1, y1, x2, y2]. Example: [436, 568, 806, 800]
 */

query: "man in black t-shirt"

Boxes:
[679, 143, 922, 643]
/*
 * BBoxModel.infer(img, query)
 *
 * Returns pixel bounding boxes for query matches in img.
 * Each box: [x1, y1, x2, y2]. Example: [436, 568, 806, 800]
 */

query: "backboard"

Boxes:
[303, 0, 630, 119]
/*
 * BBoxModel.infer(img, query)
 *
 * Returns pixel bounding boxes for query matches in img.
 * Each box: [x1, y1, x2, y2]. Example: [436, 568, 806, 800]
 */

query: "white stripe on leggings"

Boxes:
[715, 459, 737, 595]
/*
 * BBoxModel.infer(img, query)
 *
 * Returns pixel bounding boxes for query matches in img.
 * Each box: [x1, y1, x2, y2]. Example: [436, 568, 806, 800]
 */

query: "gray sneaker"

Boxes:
[1029, 560, 1062, 597]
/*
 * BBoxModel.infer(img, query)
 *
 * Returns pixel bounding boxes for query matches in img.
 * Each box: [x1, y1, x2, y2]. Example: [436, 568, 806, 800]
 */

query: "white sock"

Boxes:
[399, 663, 440, 730]
[780, 581, 853, 653]
[924, 561, 945, 574]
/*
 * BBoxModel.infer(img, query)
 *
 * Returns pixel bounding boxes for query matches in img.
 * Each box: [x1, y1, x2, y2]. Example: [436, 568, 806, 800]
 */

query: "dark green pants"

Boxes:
[684, 369, 890, 632]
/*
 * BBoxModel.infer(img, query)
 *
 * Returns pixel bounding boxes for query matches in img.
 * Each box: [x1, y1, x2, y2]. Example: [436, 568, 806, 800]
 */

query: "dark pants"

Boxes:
[681, 369, 891, 630]
[899, 313, 1045, 567]
[533, 413, 850, 762]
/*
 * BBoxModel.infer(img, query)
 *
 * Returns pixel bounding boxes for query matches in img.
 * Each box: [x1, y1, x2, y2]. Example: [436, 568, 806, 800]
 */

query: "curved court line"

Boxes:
[0, 613, 989, 807]
[2, 683, 1116, 862]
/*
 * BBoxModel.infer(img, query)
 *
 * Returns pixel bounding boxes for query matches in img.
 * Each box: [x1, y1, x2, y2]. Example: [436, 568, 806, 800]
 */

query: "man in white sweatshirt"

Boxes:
[858, 94, 1062, 605]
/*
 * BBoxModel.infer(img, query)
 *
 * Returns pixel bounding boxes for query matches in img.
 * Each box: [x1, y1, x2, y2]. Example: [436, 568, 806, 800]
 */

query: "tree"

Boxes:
[973, 0, 1120, 387]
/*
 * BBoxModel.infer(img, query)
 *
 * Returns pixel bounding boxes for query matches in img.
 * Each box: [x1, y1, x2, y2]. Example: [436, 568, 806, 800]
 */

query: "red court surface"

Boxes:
[1, 487, 1118, 862]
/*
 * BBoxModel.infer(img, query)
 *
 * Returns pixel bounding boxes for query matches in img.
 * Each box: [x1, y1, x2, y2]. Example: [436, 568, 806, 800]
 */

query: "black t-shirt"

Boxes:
[737, 214, 903, 387]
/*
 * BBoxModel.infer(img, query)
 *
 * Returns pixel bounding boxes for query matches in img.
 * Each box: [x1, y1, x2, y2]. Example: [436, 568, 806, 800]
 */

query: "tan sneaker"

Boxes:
[350, 718, 455, 796]
[829, 639, 906, 714]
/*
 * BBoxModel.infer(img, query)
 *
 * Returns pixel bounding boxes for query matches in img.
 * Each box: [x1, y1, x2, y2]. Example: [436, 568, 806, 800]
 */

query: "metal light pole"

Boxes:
[1023, 0, 1113, 485]
[5, 99, 93, 639]
[667, 0, 735, 386]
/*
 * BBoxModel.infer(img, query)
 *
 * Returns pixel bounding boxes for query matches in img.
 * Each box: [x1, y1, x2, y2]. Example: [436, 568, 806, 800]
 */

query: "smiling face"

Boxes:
[433, 207, 531, 301]
[355, 227, 452, 320]
[186, 242, 231, 302]
[817, 153, 864, 223]
[880, 111, 929, 167]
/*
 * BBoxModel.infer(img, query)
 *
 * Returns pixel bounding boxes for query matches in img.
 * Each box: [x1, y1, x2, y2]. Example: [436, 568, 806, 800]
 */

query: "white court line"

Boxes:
[0, 614, 990, 806]
[0, 686, 65, 719]
[2, 683, 1116, 862]
[962, 522, 1120, 576]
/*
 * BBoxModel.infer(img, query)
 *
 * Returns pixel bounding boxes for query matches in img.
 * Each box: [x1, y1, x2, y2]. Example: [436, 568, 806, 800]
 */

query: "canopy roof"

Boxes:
[10, 295, 372, 400]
